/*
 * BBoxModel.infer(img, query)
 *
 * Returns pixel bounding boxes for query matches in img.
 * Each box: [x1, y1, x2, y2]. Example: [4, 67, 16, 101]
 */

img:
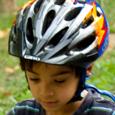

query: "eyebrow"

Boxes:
[27, 70, 39, 76]
[51, 70, 72, 77]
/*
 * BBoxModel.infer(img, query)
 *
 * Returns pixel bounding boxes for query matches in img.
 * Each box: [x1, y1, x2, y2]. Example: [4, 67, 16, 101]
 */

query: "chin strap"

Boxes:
[67, 68, 87, 103]
[85, 84, 115, 102]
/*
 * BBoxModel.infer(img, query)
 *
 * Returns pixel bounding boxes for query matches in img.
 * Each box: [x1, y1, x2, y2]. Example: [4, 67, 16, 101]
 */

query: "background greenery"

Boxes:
[0, 0, 115, 114]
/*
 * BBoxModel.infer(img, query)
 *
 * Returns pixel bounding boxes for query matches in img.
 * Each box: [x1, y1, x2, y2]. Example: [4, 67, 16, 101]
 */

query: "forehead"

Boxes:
[30, 61, 74, 75]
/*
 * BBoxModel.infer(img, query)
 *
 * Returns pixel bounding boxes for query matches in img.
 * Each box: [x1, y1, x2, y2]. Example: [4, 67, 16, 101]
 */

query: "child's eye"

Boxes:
[29, 78, 40, 83]
[55, 80, 66, 83]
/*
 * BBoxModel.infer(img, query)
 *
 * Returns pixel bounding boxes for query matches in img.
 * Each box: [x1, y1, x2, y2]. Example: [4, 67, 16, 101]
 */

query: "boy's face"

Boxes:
[26, 62, 80, 112]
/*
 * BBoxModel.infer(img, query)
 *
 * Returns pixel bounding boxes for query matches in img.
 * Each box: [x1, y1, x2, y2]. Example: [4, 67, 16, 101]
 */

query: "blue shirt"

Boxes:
[7, 90, 115, 115]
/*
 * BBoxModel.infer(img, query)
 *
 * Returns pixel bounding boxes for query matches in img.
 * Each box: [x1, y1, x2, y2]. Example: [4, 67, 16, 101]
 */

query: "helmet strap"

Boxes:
[67, 68, 87, 103]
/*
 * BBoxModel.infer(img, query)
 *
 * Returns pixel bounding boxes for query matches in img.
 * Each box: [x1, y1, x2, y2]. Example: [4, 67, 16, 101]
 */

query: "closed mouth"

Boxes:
[42, 100, 58, 104]
[41, 100, 58, 107]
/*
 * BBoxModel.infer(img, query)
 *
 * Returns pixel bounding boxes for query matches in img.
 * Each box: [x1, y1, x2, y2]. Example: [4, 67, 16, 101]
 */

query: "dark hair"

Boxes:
[20, 58, 34, 71]
[20, 58, 82, 76]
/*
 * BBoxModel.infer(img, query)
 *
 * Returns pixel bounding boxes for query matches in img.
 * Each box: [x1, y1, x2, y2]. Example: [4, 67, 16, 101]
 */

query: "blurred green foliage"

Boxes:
[101, 1, 115, 32]
[87, 50, 115, 93]
[16, 0, 29, 6]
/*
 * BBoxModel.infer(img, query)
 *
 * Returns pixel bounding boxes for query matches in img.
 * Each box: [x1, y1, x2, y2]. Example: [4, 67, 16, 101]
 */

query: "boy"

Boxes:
[8, 0, 115, 114]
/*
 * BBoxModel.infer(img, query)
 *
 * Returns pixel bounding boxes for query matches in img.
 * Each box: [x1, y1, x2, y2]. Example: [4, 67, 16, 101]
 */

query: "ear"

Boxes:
[86, 64, 93, 76]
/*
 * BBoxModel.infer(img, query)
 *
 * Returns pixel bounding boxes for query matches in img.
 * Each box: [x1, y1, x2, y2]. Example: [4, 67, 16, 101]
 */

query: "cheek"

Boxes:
[57, 79, 78, 101]
[27, 81, 40, 98]
[30, 86, 42, 101]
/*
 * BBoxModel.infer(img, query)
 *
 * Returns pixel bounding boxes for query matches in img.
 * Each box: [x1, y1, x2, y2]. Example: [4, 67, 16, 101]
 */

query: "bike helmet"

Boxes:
[9, 0, 109, 68]
[8, 0, 110, 101]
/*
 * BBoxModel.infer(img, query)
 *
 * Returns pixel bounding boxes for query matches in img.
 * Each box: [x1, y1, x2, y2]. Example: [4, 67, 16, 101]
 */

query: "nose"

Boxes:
[40, 82, 55, 97]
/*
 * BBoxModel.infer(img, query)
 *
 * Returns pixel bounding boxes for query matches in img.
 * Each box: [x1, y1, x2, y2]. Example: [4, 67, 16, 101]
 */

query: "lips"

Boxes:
[41, 100, 58, 108]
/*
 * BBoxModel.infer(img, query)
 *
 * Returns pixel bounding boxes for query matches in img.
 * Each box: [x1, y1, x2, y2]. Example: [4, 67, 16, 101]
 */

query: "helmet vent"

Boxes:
[42, 10, 55, 35]
[47, 27, 68, 46]
[55, 0, 65, 5]
[74, 33, 96, 50]
[82, 16, 94, 28]
[26, 18, 34, 44]
[34, 0, 44, 14]
[65, 7, 82, 21]
[97, 10, 101, 17]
